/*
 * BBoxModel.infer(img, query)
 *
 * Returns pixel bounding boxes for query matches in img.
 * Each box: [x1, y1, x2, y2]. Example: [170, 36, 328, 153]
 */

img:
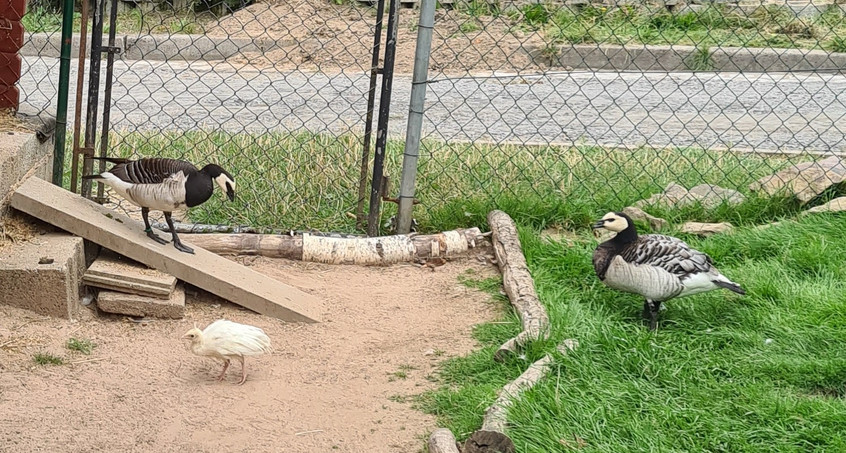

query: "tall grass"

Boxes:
[72, 129, 816, 234]
[420, 213, 846, 452]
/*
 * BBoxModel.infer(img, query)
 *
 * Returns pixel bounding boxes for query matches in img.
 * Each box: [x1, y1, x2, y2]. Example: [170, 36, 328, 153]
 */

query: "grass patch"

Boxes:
[32, 352, 64, 366]
[420, 213, 846, 451]
[21, 5, 211, 34]
[505, 3, 846, 51]
[65, 129, 813, 234]
[66, 338, 96, 355]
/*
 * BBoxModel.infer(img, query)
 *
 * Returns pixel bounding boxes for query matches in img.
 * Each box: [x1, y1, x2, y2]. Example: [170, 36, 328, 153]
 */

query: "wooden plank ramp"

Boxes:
[11, 177, 323, 323]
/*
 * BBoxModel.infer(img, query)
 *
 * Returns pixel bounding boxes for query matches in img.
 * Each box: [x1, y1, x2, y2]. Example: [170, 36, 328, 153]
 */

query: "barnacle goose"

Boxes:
[591, 211, 745, 330]
[83, 157, 236, 254]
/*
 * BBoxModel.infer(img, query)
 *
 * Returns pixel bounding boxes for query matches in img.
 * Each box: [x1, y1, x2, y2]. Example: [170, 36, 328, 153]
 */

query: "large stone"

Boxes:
[0, 232, 86, 319]
[802, 196, 846, 214]
[680, 221, 734, 237]
[749, 156, 846, 204]
[0, 131, 52, 216]
[635, 183, 746, 209]
[96, 284, 185, 319]
[622, 206, 668, 231]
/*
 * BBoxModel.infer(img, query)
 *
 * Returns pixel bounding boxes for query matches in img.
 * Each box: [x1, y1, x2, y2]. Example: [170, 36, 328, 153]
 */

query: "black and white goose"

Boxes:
[83, 157, 236, 254]
[591, 211, 745, 330]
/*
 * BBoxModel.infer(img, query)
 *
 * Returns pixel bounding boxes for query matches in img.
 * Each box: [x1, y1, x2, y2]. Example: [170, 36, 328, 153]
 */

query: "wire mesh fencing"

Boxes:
[15, 0, 846, 235]
[408, 0, 846, 231]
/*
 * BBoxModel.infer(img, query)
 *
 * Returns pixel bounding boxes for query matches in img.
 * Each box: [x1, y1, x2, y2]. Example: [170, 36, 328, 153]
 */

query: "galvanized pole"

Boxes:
[396, 0, 435, 234]
[365, 0, 400, 237]
[52, 0, 76, 186]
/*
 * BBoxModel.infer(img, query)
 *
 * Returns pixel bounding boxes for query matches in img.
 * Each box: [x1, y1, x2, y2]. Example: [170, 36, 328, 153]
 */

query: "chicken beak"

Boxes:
[592, 219, 606, 229]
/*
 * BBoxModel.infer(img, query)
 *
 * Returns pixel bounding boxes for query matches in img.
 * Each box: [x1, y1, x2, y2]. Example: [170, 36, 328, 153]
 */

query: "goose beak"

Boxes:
[592, 219, 606, 229]
[226, 188, 235, 202]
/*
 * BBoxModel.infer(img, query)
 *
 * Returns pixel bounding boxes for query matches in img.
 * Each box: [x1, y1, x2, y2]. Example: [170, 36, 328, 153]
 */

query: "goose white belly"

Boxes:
[101, 172, 188, 211]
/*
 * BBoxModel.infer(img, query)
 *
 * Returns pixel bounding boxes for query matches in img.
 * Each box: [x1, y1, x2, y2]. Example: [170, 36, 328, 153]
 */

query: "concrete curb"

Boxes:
[21, 31, 846, 72]
[20, 32, 291, 61]
[530, 43, 846, 72]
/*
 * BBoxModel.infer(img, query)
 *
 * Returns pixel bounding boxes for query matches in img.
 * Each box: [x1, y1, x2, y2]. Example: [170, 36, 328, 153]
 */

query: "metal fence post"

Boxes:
[365, 0, 400, 237]
[51, 0, 75, 186]
[395, 0, 435, 234]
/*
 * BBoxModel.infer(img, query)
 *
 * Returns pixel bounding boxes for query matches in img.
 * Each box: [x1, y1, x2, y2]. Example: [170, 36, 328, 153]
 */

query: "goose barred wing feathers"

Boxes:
[619, 234, 714, 277]
[108, 158, 198, 184]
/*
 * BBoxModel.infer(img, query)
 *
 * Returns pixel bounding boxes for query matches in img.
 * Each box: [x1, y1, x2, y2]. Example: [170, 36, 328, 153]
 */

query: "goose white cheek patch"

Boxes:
[215, 174, 235, 200]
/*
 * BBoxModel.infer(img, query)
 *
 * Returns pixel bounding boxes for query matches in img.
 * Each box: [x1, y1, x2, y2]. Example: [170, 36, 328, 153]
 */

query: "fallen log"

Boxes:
[177, 227, 484, 265]
[428, 428, 461, 453]
[487, 210, 550, 362]
[464, 339, 579, 453]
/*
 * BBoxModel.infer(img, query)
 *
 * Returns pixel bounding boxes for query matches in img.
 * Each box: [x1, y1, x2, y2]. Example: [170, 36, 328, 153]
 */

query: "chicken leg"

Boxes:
[217, 359, 230, 382]
[237, 356, 248, 385]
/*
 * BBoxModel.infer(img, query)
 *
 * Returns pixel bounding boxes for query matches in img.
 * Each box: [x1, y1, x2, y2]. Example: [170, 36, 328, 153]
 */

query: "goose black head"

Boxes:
[592, 211, 637, 242]
[201, 164, 236, 202]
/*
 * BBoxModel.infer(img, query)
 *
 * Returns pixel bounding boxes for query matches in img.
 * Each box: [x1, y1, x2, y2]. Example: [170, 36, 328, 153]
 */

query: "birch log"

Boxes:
[487, 210, 550, 362]
[464, 339, 579, 453]
[177, 228, 483, 265]
[428, 428, 461, 453]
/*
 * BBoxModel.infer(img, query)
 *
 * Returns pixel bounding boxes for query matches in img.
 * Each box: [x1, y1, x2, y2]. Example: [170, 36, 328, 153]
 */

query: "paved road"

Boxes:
[19, 56, 846, 153]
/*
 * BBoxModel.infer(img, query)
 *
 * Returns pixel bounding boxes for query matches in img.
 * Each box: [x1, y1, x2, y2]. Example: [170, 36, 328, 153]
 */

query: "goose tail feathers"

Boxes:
[712, 279, 746, 295]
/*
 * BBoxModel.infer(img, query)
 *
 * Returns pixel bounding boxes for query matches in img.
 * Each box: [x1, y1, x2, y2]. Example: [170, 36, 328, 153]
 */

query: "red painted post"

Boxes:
[0, 0, 26, 111]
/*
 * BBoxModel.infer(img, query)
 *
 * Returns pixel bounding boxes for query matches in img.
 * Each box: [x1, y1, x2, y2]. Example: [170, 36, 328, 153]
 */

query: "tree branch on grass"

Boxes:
[428, 339, 579, 453]
[179, 228, 484, 265]
[487, 210, 550, 362]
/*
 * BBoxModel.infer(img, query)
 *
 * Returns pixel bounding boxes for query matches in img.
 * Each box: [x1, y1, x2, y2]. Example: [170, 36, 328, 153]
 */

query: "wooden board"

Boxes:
[12, 177, 323, 323]
[84, 251, 177, 299]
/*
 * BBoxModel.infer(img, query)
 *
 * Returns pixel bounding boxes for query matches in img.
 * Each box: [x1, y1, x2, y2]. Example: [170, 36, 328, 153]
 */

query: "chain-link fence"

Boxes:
[16, 0, 846, 235]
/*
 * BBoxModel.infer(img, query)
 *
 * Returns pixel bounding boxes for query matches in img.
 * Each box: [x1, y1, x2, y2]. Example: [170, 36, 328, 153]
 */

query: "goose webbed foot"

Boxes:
[164, 212, 194, 254]
[145, 228, 170, 245]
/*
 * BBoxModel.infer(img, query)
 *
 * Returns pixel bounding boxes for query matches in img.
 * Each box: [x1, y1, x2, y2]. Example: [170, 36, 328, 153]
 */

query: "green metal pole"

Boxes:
[52, 0, 75, 186]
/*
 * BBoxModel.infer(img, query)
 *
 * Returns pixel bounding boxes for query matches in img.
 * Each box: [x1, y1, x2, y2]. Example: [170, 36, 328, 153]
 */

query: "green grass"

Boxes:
[505, 3, 846, 52]
[21, 6, 210, 34]
[66, 338, 96, 355]
[60, 129, 818, 234]
[32, 352, 64, 366]
[419, 213, 846, 452]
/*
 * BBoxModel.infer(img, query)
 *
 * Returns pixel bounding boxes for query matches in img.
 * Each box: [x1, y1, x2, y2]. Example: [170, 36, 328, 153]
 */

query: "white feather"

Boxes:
[100, 171, 188, 212]
[187, 319, 272, 360]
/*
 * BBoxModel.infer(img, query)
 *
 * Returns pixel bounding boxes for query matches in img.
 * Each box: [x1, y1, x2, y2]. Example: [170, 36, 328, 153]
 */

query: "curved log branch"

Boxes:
[464, 339, 579, 453]
[487, 210, 550, 362]
[428, 428, 461, 453]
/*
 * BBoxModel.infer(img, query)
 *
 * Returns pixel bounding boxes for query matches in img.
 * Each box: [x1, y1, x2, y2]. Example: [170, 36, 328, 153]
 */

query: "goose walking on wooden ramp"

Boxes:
[591, 211, 745, 330]
[82, 157, 235, 254]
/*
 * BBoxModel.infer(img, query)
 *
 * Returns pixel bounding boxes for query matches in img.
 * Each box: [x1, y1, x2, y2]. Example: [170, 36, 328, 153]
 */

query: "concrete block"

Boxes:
[84, 251, 177, 299]
[97, 283, 185, 319]
[0, 131, 53, 216]
[20, 32, 125, 59]
[0, 232, 86, 319]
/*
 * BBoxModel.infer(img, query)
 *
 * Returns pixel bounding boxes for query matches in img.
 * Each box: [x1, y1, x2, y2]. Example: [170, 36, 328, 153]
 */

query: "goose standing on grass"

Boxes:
[83, 157, 235, 254]
[182, 320, 272, 385]
[591, 211, 745, 330]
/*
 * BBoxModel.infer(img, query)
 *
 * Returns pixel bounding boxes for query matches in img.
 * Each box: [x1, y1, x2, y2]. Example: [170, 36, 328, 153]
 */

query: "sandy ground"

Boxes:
[0, 254, 500, 452]
[203, 0, 547, 74]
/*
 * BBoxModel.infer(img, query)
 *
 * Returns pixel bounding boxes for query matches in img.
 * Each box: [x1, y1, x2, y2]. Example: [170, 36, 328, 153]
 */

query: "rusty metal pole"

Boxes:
[70, 0, 90, 193]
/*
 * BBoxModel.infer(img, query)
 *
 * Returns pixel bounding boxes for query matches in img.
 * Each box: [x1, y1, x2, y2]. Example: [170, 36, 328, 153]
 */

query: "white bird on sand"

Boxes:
[182, 319, 272, 385]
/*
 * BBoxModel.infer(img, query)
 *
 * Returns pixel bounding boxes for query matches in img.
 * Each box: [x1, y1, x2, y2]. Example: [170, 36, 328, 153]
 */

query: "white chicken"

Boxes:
[182, 319, 272, 385]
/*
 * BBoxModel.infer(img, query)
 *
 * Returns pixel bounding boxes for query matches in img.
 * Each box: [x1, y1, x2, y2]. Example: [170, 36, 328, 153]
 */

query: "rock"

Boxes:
[802, 196, 846, 214]
[749, 156, 846, 204]
[635, 183, 745, 209]
[622, 206, 668, 231]
[680, 221, 734, 237]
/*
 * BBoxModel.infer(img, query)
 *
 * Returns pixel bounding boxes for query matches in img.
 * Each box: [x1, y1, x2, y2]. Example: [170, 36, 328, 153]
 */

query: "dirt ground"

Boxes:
[203, 0, 547, 74]
[0, 255, 500, 452]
